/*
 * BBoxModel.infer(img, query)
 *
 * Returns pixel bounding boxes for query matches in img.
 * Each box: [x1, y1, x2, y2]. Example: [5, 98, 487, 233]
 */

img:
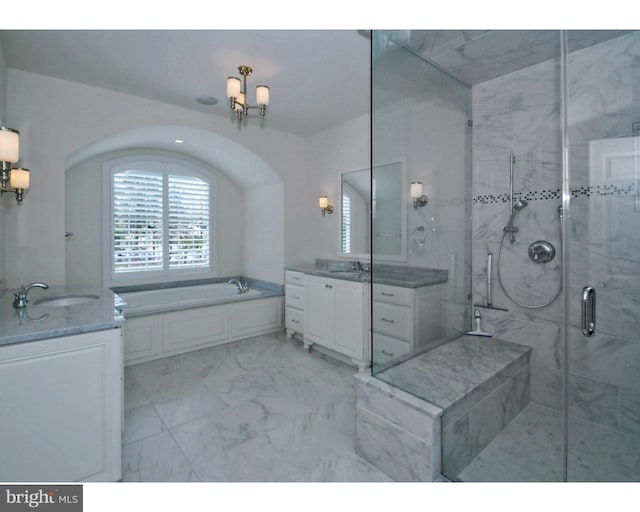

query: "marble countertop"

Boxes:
[0, 286, 125, 347]
[285, 260, 448, 288]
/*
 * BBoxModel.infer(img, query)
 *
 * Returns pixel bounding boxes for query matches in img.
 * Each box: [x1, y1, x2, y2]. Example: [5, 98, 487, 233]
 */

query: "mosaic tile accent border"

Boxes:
[473, 182, 636, 204]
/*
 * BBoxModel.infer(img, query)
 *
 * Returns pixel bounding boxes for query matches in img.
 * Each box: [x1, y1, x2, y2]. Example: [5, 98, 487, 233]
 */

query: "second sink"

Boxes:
[34, 294, 100, 307]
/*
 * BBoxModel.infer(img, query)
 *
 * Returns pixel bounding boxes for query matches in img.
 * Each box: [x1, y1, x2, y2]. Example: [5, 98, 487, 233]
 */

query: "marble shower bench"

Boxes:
[355, 335, 531, 481]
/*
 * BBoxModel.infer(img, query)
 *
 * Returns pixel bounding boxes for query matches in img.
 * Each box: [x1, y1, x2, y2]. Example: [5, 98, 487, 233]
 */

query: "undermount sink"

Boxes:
[326, 270, 369, 279]
[34, 294, 100, 307]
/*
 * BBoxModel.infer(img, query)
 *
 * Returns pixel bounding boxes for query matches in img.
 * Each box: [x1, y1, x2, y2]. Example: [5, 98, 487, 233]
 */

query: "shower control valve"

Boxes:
[528, 240, 556, 264]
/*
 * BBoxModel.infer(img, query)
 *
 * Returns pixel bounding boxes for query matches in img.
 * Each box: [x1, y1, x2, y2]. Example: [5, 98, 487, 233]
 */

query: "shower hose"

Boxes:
[496, 209, 563, 309]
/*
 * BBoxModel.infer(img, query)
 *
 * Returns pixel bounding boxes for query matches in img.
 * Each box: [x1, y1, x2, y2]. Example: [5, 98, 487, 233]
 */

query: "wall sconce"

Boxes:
[319, 196, 334, 216]
[410, 181, 428, 209]
[0, 126, 30, 205]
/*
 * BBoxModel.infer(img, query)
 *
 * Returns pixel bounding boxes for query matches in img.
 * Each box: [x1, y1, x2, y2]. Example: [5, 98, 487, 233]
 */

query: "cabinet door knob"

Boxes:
[381, 292, 395, 297]
[381, 318, 395, 323]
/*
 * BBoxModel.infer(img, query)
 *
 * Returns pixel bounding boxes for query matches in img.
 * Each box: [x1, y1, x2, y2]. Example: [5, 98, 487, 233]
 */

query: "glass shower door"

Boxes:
[565, 30, 640, 481]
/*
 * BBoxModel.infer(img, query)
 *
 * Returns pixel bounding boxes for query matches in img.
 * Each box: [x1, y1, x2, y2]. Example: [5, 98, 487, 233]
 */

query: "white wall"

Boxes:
[244, 183, 285, 283]
[5, 68, 309, 287]
[304, 113, 370, 262]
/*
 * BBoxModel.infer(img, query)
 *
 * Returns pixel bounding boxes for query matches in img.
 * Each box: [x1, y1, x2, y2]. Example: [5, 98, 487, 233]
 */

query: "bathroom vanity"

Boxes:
[0, 287, 125, 482]
[285, 269, 369, 369]
[285, 260, 448, 371]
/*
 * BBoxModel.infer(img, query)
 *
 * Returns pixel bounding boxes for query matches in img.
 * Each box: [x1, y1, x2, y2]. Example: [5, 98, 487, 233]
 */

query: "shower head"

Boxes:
[512, 199, 528, 213]
[504, 198, 528, 239]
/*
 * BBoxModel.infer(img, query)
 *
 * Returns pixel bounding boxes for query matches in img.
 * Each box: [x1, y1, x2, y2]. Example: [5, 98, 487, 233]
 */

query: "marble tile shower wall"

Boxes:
[473, 32, 640, 448]
[471, 56, 564, 410]
[565, 32, 640, 442]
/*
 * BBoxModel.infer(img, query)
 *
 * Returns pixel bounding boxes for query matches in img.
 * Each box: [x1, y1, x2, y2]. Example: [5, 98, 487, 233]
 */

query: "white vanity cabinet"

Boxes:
[0, 329, 123, 482]
[304, 275, 369, 369]
[284, 270, 305, 338]
[371, 282, 445, 364]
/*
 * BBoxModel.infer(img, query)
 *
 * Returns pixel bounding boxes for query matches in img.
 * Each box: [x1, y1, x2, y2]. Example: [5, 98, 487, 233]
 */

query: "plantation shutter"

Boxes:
[342, 191, 352, 253]
[113, 170, 164, 273]
[168, 174, 210, 269]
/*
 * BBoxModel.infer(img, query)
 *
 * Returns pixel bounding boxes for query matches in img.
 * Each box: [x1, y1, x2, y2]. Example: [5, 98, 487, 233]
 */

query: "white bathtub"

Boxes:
[120, 282, 262, 317]
[118, 282, 283, 365]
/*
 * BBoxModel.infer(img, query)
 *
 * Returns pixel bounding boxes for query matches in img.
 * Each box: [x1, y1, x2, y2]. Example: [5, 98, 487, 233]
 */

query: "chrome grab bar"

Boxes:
[581, 286, 596, 337]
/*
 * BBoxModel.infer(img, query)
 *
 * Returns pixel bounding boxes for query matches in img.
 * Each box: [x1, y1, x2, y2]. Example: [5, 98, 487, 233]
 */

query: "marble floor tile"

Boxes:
[302, 452, 394, 482]
[192, 434, 317, 482]
[224, 393, 314, 432]
[262, 399, 355, 456]
[123, 404, 166, 445]
[161, 466, 202, 482]
[124, 367, 150, 411]
[171, 413, 258, 464]
[125, 333, 380, 482]
[121, 431, 190, 482]
[457, 403, 563, 482]
[152, 387, 230, 429]
[457, 402, 640, 482]
[568, 418, 640, 482]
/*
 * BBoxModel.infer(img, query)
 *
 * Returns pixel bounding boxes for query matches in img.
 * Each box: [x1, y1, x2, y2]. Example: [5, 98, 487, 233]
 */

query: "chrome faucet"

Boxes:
[228, 278, 249, 294]
[351, 260, 364, 271]
[13, 282, 49, 308]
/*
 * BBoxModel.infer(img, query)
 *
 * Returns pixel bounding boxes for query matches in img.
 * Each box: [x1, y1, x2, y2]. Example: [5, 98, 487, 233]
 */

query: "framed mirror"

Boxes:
[339, 159, 407, 261]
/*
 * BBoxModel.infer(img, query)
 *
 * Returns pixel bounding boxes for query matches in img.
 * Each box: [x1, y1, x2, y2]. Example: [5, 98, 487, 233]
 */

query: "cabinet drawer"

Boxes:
[285, 306, 304, 331]
[372, 283, 411, 306]
[373, 332, 411, 364]
[372, 302, 412, 341]
[285, 284, 305, 310]
[285, 270, 305, 285]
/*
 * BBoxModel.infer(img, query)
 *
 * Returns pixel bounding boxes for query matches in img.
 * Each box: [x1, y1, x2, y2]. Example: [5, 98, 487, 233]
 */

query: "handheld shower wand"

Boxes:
[504, 198, 528, 242]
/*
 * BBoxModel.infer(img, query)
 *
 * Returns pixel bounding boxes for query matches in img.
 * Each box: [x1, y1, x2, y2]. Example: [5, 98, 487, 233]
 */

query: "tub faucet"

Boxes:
[228, 278, 249, 294]
[13, 282, 49, 308]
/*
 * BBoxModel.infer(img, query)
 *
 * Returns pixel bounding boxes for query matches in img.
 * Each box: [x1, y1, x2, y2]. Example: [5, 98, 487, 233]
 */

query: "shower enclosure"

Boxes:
[370, 30, 640, 481]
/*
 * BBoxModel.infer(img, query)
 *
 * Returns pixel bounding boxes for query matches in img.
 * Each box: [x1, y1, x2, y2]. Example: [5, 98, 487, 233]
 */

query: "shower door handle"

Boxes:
[581, 286, 596, 337]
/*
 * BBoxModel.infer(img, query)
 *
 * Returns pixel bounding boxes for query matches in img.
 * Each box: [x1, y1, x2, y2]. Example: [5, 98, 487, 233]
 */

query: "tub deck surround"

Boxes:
[112, 277, 283, 318]
[285, 259, 448, 288]
[117, 278, 285, 366]
[0, 286, 125, 346]
[111, 276, 283, 295]
[115, 282, 283, 319]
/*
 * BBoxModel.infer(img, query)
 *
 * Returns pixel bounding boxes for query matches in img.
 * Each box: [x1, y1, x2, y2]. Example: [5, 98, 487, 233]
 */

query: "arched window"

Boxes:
[103, 156, 216, 285]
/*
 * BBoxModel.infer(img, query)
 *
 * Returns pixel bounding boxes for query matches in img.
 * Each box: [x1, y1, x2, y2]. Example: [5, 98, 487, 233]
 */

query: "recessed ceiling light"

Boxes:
[174, 139, 184, 144]
[196, 95, 219, 106]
